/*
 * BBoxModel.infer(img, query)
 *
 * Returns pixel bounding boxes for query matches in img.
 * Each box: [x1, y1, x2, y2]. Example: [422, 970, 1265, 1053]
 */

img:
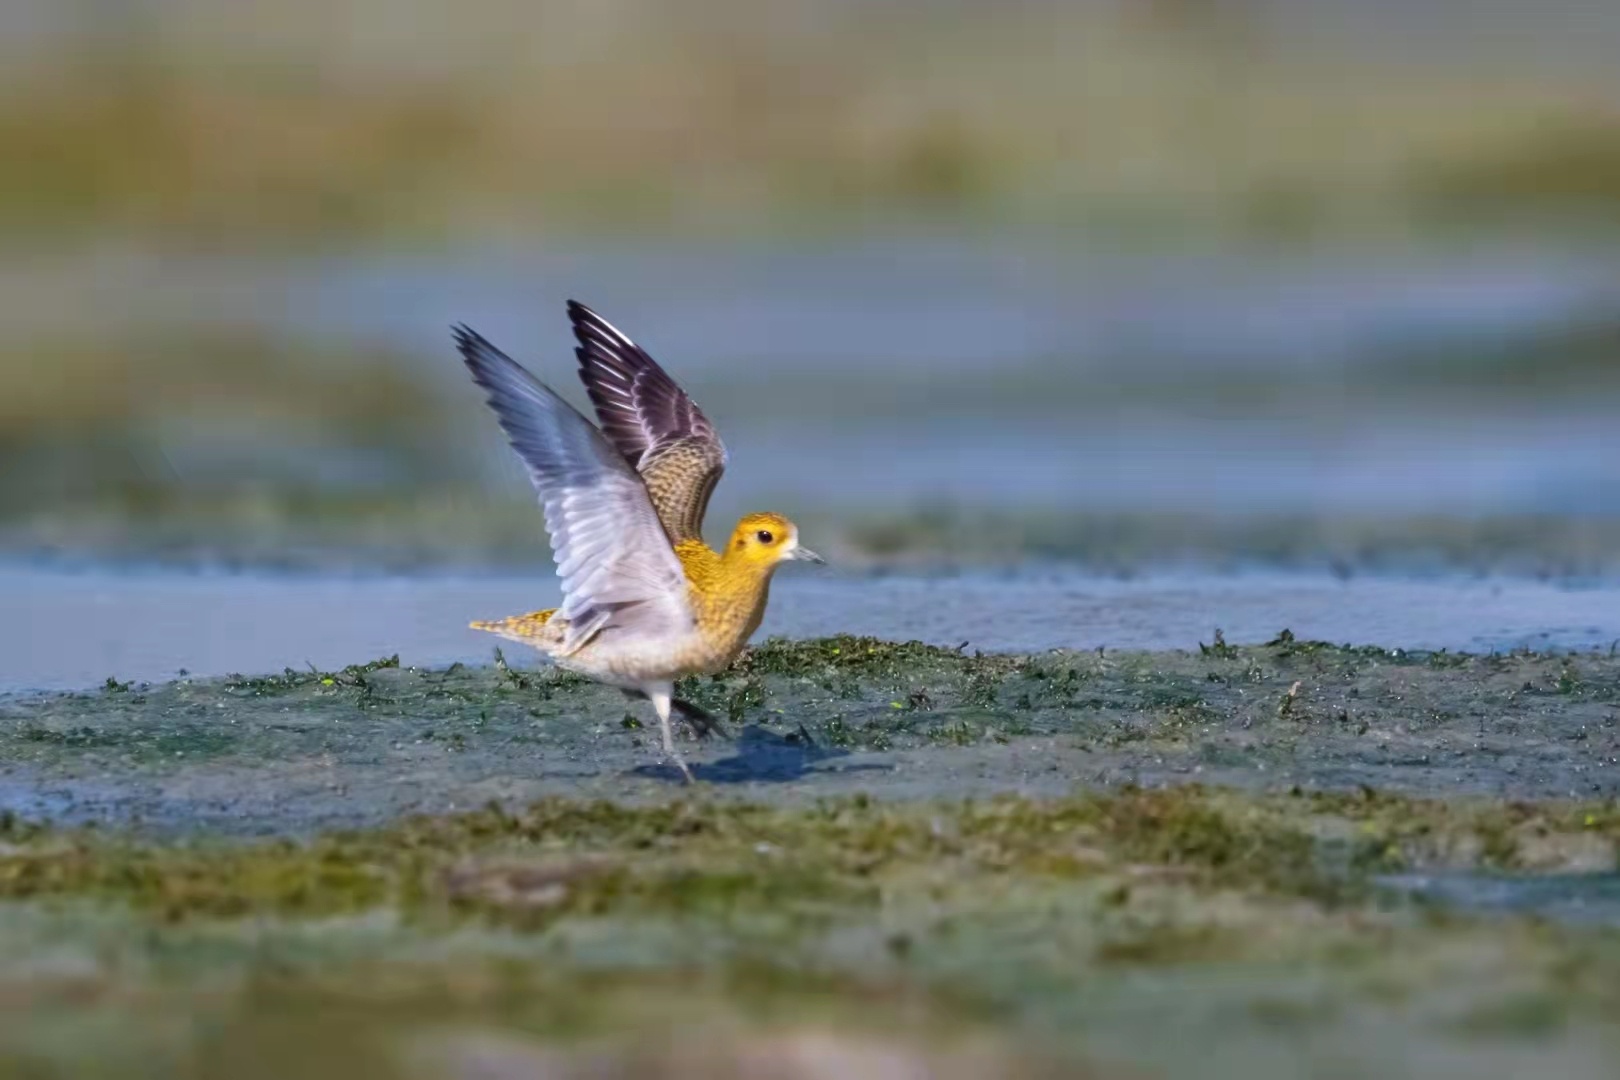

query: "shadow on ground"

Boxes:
[630, 724, 890, 784]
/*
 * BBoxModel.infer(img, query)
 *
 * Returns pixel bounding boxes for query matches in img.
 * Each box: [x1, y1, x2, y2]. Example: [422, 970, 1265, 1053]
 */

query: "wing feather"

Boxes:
[569, 300, 728, 543]
[454, 324, 693, 653]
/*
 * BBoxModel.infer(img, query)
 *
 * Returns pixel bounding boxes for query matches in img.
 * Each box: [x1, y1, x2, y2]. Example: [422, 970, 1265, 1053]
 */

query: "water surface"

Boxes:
[5, 563, 1617, 694]
[1383, 873, 1620, 928]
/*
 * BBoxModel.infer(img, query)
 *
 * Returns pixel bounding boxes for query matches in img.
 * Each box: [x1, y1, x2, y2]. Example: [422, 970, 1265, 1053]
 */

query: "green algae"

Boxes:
[2, 786, 1620, 1077]
[223, 654, 402, 696]
[6, 634, 1620, 820]
[0, 785, 1614, 926]
[733, 635, 990, 679]
[0, 934, 1063, 1080]
[6, 633, 1620, 1075]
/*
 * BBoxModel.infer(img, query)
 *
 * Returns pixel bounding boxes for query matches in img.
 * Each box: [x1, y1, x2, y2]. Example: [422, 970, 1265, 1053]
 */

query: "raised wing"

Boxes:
[569, 300, 728, 544]
[454, 324, 694, 653]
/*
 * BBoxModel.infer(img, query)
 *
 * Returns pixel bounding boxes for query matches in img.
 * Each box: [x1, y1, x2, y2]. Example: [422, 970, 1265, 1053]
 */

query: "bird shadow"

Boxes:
[630, 724, 889, 785]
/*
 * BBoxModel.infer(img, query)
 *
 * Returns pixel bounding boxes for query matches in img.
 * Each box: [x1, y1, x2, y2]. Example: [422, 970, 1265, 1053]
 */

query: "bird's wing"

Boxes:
[569, 299, 728, 545]
[455, 324, 695, 654]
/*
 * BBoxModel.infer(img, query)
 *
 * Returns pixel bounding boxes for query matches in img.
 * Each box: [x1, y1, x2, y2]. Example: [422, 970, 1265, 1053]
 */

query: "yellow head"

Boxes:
[725, 512, 824, 569]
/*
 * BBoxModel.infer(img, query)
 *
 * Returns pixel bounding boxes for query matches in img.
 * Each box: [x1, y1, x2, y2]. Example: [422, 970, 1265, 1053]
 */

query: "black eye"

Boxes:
[755, 530, 774, 544]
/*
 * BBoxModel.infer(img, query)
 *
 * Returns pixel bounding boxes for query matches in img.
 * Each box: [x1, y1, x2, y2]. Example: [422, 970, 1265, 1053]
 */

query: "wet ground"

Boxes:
[4, 626, 1620, 1077]
[5, 627, 1620, 831]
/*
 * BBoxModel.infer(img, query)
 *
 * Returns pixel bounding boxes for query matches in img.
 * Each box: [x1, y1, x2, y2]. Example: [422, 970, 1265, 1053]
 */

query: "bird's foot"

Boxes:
[646, 685, 700, 782]
[672, 698, 729, 741]
[659, 742, 695, 783]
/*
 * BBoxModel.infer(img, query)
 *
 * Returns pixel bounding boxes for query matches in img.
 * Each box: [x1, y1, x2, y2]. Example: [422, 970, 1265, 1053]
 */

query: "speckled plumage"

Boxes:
[569, 298, 728, 545]
[638, 440, 725, 545]
[466, 522, 786, 680]
[455, 304, 821, 780]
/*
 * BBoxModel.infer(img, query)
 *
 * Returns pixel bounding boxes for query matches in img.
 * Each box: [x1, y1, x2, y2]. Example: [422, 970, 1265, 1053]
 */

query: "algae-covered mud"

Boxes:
[4, 636, 1620, 1077]
[6, 634, 1620, 831]
[5, 787, 1620, 1079]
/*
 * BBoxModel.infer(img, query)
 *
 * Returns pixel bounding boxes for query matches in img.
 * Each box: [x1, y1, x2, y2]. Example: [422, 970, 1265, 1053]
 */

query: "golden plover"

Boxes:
[456, 300, 822, 780]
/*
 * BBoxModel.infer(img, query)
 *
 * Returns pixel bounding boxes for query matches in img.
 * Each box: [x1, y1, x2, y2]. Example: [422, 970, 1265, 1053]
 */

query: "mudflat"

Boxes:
[2, 634, 1619, 1078]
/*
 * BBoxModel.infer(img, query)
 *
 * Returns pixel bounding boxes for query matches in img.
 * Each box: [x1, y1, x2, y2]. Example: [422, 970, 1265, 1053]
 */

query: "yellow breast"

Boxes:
[675, 540, 773, 666]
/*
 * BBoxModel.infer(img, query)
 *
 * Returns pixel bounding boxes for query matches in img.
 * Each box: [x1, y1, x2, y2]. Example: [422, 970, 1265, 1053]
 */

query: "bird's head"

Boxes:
[726, 512, 823, 570]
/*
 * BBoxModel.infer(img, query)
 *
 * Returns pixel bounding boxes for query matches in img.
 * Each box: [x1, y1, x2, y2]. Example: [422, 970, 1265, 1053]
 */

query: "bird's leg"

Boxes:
[672, 698, 728, 740]
[626, 688, 724, 740]
[647, 685, 693, 783]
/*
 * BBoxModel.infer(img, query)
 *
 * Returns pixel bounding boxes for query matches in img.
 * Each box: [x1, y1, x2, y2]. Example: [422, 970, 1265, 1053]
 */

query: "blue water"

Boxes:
[1382, 873, 1620, 927]
[3, 562, 1618, 694]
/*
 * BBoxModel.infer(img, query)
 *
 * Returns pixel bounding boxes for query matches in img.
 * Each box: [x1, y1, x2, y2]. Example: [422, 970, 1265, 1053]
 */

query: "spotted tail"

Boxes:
[469, 608, 557, 639]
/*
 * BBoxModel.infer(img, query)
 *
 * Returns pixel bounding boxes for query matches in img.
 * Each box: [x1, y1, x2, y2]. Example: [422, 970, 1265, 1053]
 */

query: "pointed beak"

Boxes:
[788, 545, 825, 564]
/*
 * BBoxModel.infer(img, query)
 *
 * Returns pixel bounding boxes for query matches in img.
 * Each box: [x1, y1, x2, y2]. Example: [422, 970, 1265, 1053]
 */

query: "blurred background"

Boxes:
[5, 0, 1620, 576]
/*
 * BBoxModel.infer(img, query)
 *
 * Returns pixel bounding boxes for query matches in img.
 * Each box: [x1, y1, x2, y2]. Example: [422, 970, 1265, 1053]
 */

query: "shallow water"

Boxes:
[19, 241, 1619, 374]
[1382, 872, 1620, 927]
[4, 562, 1618, 693]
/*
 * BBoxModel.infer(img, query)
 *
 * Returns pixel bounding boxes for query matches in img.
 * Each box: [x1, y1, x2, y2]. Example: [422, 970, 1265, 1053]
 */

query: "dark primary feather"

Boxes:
[568, 300, 728, 544]
[453, 324, 692, 652]
[568, 299, 723, 461]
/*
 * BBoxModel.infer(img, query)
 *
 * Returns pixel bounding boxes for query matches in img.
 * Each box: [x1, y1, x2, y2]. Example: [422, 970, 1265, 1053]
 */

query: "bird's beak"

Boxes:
[787, 544, 825, 564]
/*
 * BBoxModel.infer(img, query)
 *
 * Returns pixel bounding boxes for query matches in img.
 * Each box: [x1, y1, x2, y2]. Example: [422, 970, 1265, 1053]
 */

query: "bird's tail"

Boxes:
[469, 608, 558, 640]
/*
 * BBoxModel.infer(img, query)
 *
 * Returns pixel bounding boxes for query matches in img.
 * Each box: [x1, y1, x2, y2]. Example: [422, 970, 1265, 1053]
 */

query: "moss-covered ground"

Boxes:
[3, 636, 1620, 1077]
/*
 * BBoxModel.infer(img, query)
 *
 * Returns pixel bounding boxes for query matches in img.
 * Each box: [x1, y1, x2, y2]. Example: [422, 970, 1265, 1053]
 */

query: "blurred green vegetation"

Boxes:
[3, 1, 1618, 571]
[0, 332, 463, 513]
[4, 778, 1620, 1075]
[0, 322, 1616, 571]
[4, 1, 1620, 246]
[1414, 114, 1620, 223]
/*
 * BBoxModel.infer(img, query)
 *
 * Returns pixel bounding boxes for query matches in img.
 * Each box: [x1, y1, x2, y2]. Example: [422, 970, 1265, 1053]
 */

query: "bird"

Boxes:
[455, 300, 823, 781]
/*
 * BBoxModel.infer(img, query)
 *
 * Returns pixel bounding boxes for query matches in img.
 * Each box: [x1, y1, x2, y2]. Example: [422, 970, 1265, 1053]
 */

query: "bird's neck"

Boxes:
[677, 540, 778, 595]
[676, 540, 776, 651]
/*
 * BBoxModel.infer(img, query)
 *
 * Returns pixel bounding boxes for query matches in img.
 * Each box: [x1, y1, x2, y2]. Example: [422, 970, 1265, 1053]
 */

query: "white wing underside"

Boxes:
[454, 325, 695, 654]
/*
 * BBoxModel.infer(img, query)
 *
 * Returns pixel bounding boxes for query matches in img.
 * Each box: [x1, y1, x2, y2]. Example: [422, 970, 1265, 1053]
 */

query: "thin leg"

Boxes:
[631, 688, 724, 740]
[647, 684, 692, 783]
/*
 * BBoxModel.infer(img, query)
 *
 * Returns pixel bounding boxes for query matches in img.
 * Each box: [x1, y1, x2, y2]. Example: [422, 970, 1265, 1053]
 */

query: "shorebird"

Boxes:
[456, 300, 823, 781]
